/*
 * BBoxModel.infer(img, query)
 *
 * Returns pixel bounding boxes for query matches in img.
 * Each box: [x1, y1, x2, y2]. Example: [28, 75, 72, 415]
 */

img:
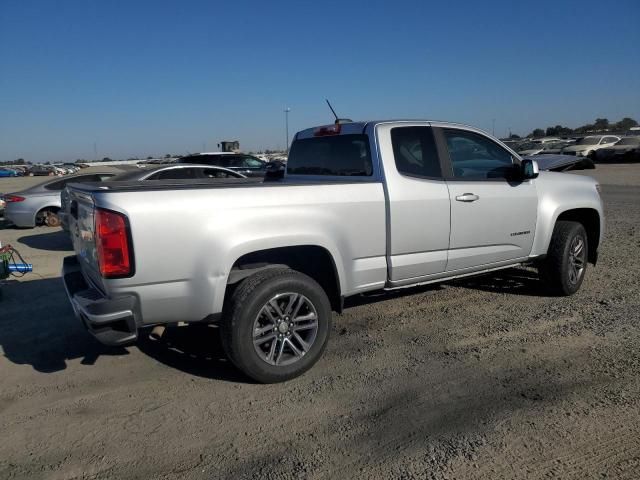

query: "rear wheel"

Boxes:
[221, 268, 332, 383]
[539, 221, 588, 296]
[36, 209, 61, 227]
[45, 211, 61, 227]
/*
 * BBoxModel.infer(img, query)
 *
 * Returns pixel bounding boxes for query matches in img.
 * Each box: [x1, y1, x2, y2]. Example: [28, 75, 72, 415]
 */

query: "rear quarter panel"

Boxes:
[94, 182, 387, 324]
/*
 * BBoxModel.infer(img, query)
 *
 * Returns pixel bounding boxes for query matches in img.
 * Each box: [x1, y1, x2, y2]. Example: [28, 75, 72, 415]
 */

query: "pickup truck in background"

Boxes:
[62, 120, 604, 383]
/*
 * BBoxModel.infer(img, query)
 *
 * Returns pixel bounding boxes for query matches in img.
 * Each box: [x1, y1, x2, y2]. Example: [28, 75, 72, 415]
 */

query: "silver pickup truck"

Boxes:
[62, 120, 604, 383]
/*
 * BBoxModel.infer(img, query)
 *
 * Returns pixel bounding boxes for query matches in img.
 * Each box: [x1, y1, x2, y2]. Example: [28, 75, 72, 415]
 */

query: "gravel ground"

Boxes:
[0, 164, 639, 479]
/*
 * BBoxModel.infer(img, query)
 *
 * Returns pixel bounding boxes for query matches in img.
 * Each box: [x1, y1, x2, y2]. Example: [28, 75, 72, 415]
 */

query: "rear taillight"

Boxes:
[4, 195, 25, 203]
[95, 208, 132, 278]
[314, 124, 341, 136]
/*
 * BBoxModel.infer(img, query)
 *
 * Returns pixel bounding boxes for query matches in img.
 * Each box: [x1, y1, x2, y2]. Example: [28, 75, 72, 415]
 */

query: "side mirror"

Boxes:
[521, 158, 539, 179]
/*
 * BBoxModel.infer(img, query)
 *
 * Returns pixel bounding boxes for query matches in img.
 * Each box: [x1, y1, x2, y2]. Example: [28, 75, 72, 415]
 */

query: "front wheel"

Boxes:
[539, 221, 588, 296]
[221, 268, 332, 383]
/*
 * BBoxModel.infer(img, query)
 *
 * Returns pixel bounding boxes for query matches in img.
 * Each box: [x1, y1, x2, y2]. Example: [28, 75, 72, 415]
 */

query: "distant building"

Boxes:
[219, 141, 240, 152]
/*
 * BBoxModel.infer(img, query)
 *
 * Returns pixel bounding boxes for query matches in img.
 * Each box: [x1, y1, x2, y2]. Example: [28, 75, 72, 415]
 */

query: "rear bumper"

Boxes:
[62, 255, 138, 346]
[4, 206, 35, 227]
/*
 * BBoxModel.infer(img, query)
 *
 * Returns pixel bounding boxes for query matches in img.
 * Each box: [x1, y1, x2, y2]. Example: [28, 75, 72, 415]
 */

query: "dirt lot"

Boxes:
[1, 165, 639, 479]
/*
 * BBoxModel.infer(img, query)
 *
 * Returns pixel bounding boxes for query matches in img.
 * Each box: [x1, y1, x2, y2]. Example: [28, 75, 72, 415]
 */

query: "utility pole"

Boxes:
[284, 107, 291, 152]
[93, 142, 98, 161]
[492, 119, 496, 137]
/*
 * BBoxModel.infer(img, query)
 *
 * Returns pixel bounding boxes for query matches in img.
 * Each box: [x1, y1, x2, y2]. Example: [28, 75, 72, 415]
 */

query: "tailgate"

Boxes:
[68, 188, 104, 290]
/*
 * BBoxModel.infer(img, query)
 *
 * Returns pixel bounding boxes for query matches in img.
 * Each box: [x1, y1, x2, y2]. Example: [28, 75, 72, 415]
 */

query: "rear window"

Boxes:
[287, 134, 373, 176]
[391, 126, 442, 178]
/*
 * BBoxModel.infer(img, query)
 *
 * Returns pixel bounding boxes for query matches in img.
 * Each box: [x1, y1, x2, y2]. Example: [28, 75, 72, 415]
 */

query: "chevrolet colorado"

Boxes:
[62, 120, 604, 382]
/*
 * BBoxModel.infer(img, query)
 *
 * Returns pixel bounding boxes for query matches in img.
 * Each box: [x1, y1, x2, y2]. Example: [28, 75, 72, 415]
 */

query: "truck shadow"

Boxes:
[17, 229, 73, 252]
[0, 276, 251, 381]
[0, 277, 128, 373]
[345, 267, 548, 309]
[0, 267, 547, 379]
[136, 324, 254, 383]
[452, 267, 549, 297]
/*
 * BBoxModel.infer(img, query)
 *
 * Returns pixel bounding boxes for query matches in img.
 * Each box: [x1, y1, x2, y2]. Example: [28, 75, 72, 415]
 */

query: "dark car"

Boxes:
[177, 152, 269, 177]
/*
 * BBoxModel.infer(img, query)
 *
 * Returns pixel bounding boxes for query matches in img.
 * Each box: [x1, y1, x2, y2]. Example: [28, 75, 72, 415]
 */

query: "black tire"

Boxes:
[221, 267, 332, 383]
[539, 221, 588, 296]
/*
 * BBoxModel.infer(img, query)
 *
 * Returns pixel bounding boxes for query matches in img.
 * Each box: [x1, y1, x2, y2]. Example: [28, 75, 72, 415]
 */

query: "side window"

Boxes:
[443, 129, 515, 179]
[201, 168, 238, 178]
[224, 156, 243, 168]
[602, 137, 617, 144]
[241, 156, 264, 168]
[149, 168, 197, 180]
[44, 179, 68, 190]
[390, 126, 442, 178]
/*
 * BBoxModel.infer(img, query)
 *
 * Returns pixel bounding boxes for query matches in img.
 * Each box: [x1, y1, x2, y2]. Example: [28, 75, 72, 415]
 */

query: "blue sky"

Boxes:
[1, 0, 639, 163]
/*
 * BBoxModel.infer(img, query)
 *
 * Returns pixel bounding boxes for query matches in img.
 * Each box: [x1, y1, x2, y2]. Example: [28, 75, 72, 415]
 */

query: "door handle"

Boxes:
[455, 193, 479, 202]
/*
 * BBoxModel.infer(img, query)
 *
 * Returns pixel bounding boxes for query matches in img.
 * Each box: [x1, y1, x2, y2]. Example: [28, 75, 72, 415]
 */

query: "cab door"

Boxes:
[437, 127, 538, 272]
[377, 123, 451, 282]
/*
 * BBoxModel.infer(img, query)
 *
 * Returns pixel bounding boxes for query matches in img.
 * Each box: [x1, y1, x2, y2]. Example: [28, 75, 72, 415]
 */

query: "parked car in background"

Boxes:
[0, 168, 20, 177]
[518, 140, 575, 156]
[4, 172, 116, 227]
[593, 137, 640, 163]
[54, 163, 80, 174]
[59, 164, 247, 231]
[111, 164, 246, 181]
[29, 164, 57, 176]
[523, 154, 595, 172]
[11, 166, 29, 176]
[562, 135, 620, 157]
[177, 152, 269, 177]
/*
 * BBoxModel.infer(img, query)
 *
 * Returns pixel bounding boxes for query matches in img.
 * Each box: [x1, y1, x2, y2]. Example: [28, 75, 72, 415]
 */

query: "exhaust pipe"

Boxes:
[149, 325, 166, 341]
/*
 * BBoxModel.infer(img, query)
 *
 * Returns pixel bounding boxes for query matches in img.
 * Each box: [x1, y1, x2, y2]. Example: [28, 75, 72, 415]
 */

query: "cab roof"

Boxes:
[294, 120, 493, 140]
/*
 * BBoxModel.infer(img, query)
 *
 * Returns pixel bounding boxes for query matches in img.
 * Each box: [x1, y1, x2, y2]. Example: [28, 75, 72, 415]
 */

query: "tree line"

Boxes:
[525, 117, 638, 139]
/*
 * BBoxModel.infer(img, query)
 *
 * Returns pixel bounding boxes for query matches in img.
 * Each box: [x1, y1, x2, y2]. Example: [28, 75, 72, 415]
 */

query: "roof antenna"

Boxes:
[326, 99, 352, 125]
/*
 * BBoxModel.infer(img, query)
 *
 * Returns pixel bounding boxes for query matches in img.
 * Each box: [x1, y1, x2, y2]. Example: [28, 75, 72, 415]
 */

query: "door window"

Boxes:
[443, 129, 515, 179]
[390, 126, 442, 178]
[200, 168, 240, 178]
[148, 168, 197, 180]
[241, 156, 264, 168]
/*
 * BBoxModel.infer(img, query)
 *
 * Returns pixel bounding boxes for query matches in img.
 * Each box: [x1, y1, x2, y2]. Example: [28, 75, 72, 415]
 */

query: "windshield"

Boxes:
[287, 134, 373, 176]
[615, 137, 640, 146]
[576, 137, 600, 145]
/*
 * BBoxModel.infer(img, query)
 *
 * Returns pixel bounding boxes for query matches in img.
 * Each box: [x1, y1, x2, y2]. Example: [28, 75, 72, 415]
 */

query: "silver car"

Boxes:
[59, 164, 247, 231]
[4, 172, 116, 227]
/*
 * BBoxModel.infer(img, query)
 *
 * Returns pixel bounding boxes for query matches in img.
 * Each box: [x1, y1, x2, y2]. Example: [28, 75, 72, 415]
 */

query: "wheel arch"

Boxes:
[226, 245, 343, 313]
[34, 205, 61, 225]
[555, 208, 601, 264]
[547, 207, 602, 265]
